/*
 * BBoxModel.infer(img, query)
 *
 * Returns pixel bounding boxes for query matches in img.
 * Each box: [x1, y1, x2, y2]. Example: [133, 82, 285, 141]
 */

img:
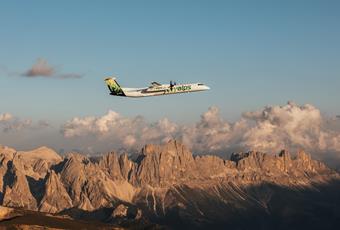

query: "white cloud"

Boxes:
[61, 103, 340, 163]
[3, 119, 32, 132]
[0, 112, 50, 132]
[0, 113, 12, 122]
[241, 102, 340, 153]
[61, 111, 178, 150]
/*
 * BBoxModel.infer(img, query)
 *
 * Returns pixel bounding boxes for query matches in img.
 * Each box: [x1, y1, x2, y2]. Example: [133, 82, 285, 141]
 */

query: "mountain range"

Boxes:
[0, 140, 339, 229]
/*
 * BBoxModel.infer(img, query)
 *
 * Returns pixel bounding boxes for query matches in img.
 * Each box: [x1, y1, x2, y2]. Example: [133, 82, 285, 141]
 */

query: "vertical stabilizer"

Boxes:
[104, 77, 126, 96]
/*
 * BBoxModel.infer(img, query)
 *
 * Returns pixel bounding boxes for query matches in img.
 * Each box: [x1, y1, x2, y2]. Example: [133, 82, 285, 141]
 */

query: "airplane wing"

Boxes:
[144, 81, 167, 93]
[150, 82, 162, 87]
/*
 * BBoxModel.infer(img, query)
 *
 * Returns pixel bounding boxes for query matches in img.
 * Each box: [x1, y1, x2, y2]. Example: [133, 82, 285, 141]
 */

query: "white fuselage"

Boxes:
[122, 83, 210, 97]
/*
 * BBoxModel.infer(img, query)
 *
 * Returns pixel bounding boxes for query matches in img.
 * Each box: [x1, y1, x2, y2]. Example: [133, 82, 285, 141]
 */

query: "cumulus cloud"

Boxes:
[60, 102, 340, 164]
[178, 107, 247, 153]
[0, 112, 50, 132]
[241, 102, 340, 153]
[62, 110, 176, 149]
[0, 113, 12, 122]
[22, 58, 82, 79]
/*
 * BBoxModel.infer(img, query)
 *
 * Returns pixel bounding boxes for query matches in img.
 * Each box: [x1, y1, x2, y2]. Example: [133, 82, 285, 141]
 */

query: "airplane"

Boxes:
[104, 77, 210, 98]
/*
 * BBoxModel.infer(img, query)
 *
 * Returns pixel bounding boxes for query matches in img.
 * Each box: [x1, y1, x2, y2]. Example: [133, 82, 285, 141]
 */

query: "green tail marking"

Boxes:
[105, 78, 125, 96]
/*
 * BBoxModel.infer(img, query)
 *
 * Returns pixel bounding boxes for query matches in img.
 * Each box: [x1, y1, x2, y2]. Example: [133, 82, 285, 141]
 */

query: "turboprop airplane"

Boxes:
[104, 77, 210, 98]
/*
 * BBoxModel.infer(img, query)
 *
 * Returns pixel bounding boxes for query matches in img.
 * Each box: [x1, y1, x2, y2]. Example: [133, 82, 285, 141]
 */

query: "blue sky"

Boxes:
[1, 0, 340, 153]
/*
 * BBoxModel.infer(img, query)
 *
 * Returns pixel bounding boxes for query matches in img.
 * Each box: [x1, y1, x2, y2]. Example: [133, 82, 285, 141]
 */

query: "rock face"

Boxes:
[0, 142, 339, 229]
[135, 140, 200, 186]
[0, 205, 16, 221]
[2, 163, 37, 210]
[112, 204, 129, 218]
[39, 170, 73, 213]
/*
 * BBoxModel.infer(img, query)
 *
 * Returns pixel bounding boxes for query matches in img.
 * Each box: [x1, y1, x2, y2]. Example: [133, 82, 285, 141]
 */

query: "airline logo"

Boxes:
[168, 85, 192, 93]
[176, 85, 192, 91]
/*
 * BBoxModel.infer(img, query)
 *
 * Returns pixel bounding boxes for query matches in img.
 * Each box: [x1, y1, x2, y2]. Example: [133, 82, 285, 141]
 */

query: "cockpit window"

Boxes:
[198, 83, 204, 86]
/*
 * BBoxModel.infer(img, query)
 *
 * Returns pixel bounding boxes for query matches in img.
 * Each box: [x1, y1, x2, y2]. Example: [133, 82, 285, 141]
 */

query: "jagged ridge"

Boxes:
[0, 140, 338, 228]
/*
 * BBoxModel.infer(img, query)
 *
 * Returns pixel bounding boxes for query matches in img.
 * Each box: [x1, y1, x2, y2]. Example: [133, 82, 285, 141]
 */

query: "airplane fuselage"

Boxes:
[119, 83, 209, 97]
[104, 77, 210, 98]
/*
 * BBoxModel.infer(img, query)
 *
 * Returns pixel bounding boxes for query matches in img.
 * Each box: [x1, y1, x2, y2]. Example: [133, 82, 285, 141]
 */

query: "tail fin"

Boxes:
[104, 77, 126, 96]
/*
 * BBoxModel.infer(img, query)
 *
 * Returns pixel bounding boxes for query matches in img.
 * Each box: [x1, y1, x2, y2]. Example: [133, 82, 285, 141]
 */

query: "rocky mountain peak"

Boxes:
[294, 149, 330, 173]
[2, 163, 37, 210]
[229, 149, 327, 177]
[278, 149, 292, 172]
[98, 151, 123, 180]
[39, 170, 73, 213]
[142, 140, 190, 158]
[0, 145, 16, 159]
[17, 146, 62, 163]
[296, 149, 311, 161]
[136, 140, 198, 186]
[118, 153, 136, 182]
[0, 141, 339, 229]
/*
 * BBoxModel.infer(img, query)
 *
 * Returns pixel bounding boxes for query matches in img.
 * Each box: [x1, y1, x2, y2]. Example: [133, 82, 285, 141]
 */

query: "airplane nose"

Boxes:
[205, 85, 210, 90]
